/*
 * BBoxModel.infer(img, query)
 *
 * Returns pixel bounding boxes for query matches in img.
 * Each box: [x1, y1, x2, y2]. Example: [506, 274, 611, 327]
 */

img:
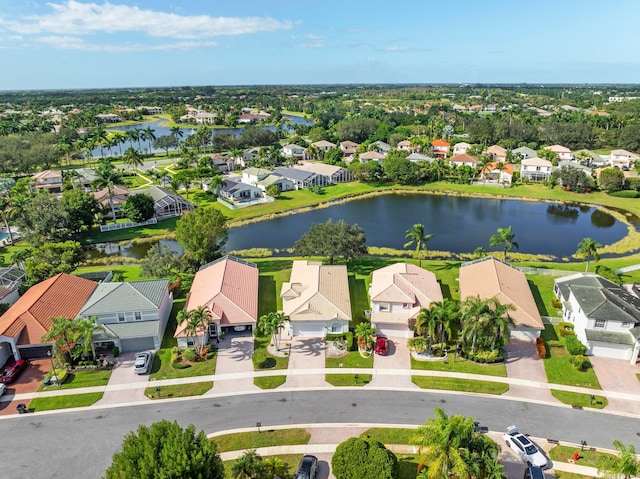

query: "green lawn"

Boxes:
[526, 274, 559, 317]
[541, 325, 602, 389]
[28, 392, 103, 412]
[549, 445, 616, 468]
[410, 357, 507, 377]
[149, 347, 217, 380]
[212, 428, 310, 453]
[252, 335, 289, 370]
[550, 390, 608, 409]
[348, 273, 370, 326]
[359, 428, 417, 445]
[38, 369, 112, 392]
[325, 373, 372, 386]
[397, 455, 421, 479]
[254, 375, 287, 389]
[326, 350, 373, 369]
[411, 376, 509, 394]
[144, 381, 212, 399]
[74, 265, 148, 282]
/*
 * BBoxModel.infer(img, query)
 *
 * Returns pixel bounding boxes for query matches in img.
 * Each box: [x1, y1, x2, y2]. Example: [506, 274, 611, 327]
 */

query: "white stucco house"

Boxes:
[520, 157, 553, 181]
[554, 273, 640, 363]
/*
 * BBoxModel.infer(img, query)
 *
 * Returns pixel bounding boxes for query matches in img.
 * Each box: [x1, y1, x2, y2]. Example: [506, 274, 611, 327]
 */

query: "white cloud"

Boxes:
[34, 35, 217, 51]
[3, 0, 294, 39]
[384, 45, 410, 52]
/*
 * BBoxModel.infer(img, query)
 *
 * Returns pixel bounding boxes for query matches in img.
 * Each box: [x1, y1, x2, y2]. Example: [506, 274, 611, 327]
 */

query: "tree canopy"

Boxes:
[175, 207, 228, 267]
[121, 193, 155, 223]
[332, 437, 398, 479]
[104, 420, 224, 479]
[293, 219, 367, 264]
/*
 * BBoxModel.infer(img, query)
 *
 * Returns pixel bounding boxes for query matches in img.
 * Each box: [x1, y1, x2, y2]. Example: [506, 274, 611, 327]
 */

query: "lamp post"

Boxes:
[46, 350, 60, 388]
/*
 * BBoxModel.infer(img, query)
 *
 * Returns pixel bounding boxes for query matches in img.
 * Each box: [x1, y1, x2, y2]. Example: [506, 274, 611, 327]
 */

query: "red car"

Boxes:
[374, 336, 388, 355]
[0, 359, 28, 384]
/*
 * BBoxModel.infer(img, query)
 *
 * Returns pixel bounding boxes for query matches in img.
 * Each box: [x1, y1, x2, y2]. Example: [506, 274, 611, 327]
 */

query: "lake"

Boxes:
[88, 193, 630, 260]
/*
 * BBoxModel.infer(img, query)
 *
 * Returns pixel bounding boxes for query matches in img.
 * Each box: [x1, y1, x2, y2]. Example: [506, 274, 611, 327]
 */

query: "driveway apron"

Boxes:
[96, 352, 150, 405]
[0, 359, 49, 416]
[209, 331, 256, 394]
[286, 337, 328, 388]
[368, 338, 416, 388]
[590, 356, 640, 414]
[504, 340, 556, 403]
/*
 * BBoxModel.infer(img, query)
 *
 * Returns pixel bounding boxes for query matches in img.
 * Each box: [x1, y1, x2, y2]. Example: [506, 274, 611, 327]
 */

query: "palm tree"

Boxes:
[257, 311, 288, 351]
[354, 321, 376, 351]
[143, 126, 156, 154]
[112, 132, 126, 157]
[75, 317, 107, 359]
[262, 456, 288, 479]
[170, 126, 184, 143]
[576, 237, 603, 272]
[404, 223, 434, 267]
[430, 299, 460, 345]
[460, 296, 491, 354]
[416, 306, 437, 339]
[598, 441, 640, 479]
[489, 225, 519, 261]
[231, 449, 264, 479]
[187, 306, 212, 356]
[209, 174, 224, 196]
[0, 196, 19, 245]
[41, 316, 80, 362]
[410, 408, 475, 479]
[123, 147, 143, 171]
[485, 297, 515, 350]
[94, 158, 124, 224]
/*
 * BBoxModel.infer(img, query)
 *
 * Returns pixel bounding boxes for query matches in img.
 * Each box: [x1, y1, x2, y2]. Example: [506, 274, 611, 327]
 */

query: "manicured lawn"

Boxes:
[325, 373, 372, 386]
[359, 427, 417, 445]
[411, 376, 509, 394]
[28, 392, 103, 412]
[254, 375, 287, 389]
[223, 454, 302, 479]
[526, 274, 559, 317]
[541, 325, 602, 389]
[150, 347, 217, 380]
[326, 350, 373, 369]
[212, 428, 311, 453]
[81, 217, 177, 244]
[144, 381, 212, 399]
[554, 472, 594, 479]
[348, 273, 370, 326]
[549, 445, 616, 468]
[252, 335, 289, 370]
[74, 265, 148, 282]
[550, 390, 608, 409]
[410, 357, 507, 377]
[397, 455, 421, 479]
[258, 275, 277, 316]
[38, 369, 112, 392]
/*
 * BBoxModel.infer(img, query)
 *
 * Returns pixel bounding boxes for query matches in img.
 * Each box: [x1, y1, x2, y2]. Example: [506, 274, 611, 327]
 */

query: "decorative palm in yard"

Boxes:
[597, 441, 640, 479]
[257, 311, 288, 351]
[355, 321, 376, 353]
[460, 296, 514, 354]
[489, 225, 518, 261]
[177, 306, 213, 356]
[404, 223, 434, 267]
[576, 237, 603, 272]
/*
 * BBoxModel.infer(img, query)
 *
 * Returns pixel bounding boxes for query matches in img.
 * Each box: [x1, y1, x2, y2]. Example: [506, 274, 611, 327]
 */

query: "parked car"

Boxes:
[294, 455, 318, 479]
[503, 426, 548, 468]
[0, 359, 27, 384]
[133, 351, 153, 374]
[0, 383, 6, 397]
[524, 465, 545, 479]
[374, 336, 389, 355]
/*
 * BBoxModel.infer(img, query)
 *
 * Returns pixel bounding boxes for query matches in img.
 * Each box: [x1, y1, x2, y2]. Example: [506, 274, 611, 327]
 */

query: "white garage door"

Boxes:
[291, 322, 326, 337]
[374, 322, 412, 339]
[590, 343, 631, 361]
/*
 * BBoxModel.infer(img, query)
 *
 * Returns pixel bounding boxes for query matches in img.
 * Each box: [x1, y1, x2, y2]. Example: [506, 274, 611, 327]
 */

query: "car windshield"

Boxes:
[525, 445, 538, 455]
[135, 356, 146, 366]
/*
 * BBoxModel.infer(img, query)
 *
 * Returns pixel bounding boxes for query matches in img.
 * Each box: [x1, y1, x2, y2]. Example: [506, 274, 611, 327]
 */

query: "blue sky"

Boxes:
[0, 0, 639, 90]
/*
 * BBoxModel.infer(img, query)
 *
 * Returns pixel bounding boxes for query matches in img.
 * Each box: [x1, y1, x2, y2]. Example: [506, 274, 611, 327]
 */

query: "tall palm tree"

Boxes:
[143, 126, 156, 154]
[112, 132, 126, 157]
[576, 237, 603, 272]
[486, 298, 515, 350]
[404, 223, 434, 267]
[262, 456, 288, 479]
[231, 449, 264, 479]
[416, 306, 437, 340]
[75, 317, 107, 359]
[0, 196, 19, 245]
[41, 316, 80, 362]
[170, 126, 184, 143]
[257, 311, 288, 351]
[209, 174, 224, 196]
[598, 441, 640, 479]
[123, 147, 143, 171]
[94, 158, 124, 224]
[489, 225, 519, 261]
[186, 306, 212, 356]
[460, 296, 491, 354]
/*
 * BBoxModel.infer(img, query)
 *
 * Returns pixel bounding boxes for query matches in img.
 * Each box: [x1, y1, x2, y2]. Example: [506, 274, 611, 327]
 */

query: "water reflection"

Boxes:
[591, 209, 616, 228]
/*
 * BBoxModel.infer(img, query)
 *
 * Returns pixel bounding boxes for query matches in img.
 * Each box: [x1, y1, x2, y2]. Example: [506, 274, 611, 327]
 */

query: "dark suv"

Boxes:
[524, 465, 545, 479]
[294, 455, 318, 479]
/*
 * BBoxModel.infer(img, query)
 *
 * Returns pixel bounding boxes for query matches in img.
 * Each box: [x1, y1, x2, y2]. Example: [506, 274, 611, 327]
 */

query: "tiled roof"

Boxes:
[78, 279, 170, 317]
[450, 153, 478, 164]
[176, 256, 258, 336]
[431, 140, 450, 147]
[459, 257, 543, 330]
[294, 162, 344, 176]
[0, 274, 97, 344]
[545, 144, 571, 153]
[359, 151, 385, 160]
[521, 157, 552, 167]
[104, 321, 160, 339]
[312, 140, 336, 148]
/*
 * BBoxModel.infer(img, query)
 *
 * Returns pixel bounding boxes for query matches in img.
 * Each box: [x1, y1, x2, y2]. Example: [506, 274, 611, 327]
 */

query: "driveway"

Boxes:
[0, 359, 49, 416]
[95, 352, 150, 405]
[368, 338, 415, 388]
[210, 331, 255, 394]
[504, 340, 556, 403]
[286, 337, 327, 388]
[590, 356, 640, 414]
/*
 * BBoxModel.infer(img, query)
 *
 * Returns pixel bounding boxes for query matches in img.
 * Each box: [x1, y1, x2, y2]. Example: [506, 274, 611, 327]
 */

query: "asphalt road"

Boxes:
[1, 390, 639, 479]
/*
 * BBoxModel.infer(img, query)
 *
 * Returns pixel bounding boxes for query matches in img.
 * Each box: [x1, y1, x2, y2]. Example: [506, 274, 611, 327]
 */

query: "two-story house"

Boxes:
[520, 158, 553, 182]
[452, 142, 471, 156]
[30, 170, 63, 194]
[544, 144, 574, 161]
[610, 149, 639, 169]
[431, 140, 450, 158]
[554, 273, 640, 363]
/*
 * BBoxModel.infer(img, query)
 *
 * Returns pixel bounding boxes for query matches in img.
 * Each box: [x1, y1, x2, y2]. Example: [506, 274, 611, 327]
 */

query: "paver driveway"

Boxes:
[210, 331, 256, 394]
[96, 352, 150, 405]
[286, 337, 327, 388]
[504, 340, 556, 403]
[369, 338, 415, 388]
[0, 359, 49, 416]
[590, 356, 640, 414]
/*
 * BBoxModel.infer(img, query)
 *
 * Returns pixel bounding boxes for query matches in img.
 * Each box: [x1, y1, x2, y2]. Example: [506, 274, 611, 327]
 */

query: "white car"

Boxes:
[133, 351, 153, 375]
[0, 383, 6, 397]
[503, 426, 548, 469]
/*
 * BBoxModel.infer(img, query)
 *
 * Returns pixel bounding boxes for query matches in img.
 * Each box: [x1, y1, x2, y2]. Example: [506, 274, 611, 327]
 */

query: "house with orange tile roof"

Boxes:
[0, 273, 97, 367]
[175, 256, 258, 348]
[430, 139, 450, 158]
[369, 263, 443, 338]
[449, 153, 479, 168]
[459, 257, 544, 340]
[281, 260, 351, 337]
[480, 162, 514, 185]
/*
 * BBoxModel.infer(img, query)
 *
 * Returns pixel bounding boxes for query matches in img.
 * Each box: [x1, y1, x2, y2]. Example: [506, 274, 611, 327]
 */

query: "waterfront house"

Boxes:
[30, 169, 63, 194]
[520, 157, 553, 182]
[294, 162, 353, 183]
[484, 145, 507, 163]
[274, 167, 327, 189]
[219, 179, 263, 203]
[449, 153, 479, 169]
[610, 149, 639, 169]
[480, 162, 514, 185]
[544, 144, 574, 161]
[135, 186, 194, 219]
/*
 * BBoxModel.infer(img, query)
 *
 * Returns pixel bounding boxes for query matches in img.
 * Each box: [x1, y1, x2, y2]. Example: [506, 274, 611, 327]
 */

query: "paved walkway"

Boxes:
[504, 340, 557, 403]
[96, 352, 149, 405]
[286, 338, 328, 388]
[209, 332, 256, 394]
[369, 338, 416, 389]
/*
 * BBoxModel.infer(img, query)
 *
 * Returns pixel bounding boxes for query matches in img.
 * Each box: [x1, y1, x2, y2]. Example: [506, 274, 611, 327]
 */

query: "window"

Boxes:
[594, 319, 606, 328]
[186, 338, 195, 347]
[622, 322, 630, 328]
[379, 302, 390, 312]
[117, 313, 126, 322]
[402, 303, 409, 309]
[134, 312, 142, 321]
[331, 322, 342, 333]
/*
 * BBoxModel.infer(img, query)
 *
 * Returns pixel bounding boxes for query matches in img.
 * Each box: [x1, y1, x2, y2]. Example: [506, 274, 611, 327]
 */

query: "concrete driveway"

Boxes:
[369, 338, 415, 388]
[210, 331, 255, 394]
[504, 340, 556, 403]
[0, 359, 49, 416]
[591, 356, 640, 414]
[286, 337, 327, 388]
[96, 352, 150, 405]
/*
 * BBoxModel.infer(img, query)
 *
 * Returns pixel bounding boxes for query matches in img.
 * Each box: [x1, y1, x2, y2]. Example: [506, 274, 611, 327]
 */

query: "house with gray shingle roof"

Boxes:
[512, 146, 537, 160]
[554, 273, 640, 363]
[134, 186, 194, 220]
[77, 279, 172, 352]
[273, 167, 327, 189]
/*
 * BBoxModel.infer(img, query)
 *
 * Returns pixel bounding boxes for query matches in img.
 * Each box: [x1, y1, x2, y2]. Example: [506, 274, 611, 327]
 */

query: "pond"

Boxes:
[87, 193, 631, 261]
[90, 114, 313, 156]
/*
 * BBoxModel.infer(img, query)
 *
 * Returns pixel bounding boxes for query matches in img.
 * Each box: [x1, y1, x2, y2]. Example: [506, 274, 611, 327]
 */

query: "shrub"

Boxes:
[181, 348, 197, 362]
[112, 346, 120, 357]
[408, 337, 430, 354]
[595, 265, 623, 285]
[171, 346, 180, 364]
[608, 190, 639, 198]
[551, 298, 563, 309]
[558, 321, 574, 330]
[536, 338, 547, 358]
[172, 362, 191, 369]
[558, 322, 575, 337]
[569, 354, 592, 371]
[565, 335, 587, 355]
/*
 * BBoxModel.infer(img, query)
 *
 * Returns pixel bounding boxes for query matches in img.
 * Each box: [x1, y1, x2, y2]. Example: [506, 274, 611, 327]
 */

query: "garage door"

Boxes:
[374, 322, 412, 339]
[291, 322, 326, 337]
[18, 345, 52, 360]
[590, 344, 631, 360]
[120, 337, 156, 353]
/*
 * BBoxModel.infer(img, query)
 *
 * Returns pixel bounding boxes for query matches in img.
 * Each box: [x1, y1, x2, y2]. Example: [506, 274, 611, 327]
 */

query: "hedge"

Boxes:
[608, 190, 639, 198]
[564, 335, 587, 355]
